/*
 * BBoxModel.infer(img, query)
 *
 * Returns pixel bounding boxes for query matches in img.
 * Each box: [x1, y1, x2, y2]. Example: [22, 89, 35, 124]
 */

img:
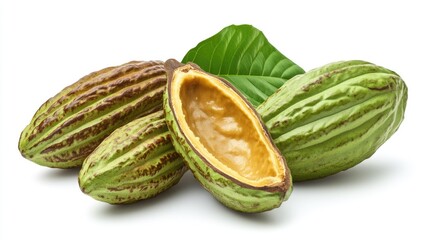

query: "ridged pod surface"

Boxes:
[19, 61, 166, 168]
[79, 111, 186, 204]
[257, 60, 408, 181]
[164, 59, 292, 213]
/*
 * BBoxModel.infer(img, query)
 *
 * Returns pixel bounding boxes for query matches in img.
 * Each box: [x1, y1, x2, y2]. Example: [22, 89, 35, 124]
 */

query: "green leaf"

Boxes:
[182, 24, 305, 107]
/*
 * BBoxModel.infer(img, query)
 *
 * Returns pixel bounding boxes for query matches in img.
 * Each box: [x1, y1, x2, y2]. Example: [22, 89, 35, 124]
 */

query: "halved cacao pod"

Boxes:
[164, 59, 292, 213]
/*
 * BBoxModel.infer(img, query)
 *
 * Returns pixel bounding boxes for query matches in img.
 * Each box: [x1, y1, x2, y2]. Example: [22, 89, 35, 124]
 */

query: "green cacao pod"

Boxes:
[19, 60, 166, 168]
[257, 60, 408, 181]
[164, 59, 292, 213]
[79, 110, 186, 204]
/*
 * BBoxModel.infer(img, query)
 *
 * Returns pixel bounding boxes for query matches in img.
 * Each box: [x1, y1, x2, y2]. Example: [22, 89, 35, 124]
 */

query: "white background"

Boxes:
[1, 0, 428, 239]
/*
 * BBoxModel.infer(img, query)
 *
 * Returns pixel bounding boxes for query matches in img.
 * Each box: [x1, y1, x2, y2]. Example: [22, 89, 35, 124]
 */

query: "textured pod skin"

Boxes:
[78, 111, 187, 204]
[19, 61, 166, 168]
[164, 59, 292, 213]
[257, 60, 408, 181]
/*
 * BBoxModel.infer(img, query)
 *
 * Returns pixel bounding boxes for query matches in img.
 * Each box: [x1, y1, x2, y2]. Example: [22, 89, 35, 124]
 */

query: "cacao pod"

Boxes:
[164, 59, 292, 213]
[257, 60, 408, 181]
[79, 110, 187, 204]
[19, 60, 166, 168]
